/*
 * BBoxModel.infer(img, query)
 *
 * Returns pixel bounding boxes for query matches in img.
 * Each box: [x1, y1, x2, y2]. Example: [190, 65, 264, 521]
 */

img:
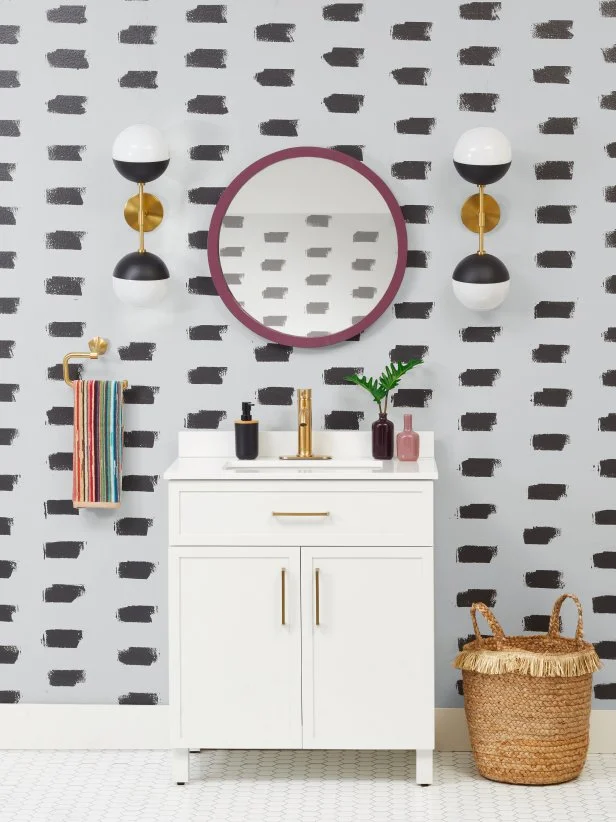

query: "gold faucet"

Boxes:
[280, 389, 331, 460]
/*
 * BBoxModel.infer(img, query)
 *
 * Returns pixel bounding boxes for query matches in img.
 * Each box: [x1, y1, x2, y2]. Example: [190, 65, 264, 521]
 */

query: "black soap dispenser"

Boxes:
[235, 402, 259, 460]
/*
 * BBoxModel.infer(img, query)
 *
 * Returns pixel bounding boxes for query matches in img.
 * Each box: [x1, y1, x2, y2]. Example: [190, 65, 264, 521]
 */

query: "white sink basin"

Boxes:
[223, 458, 383, 470]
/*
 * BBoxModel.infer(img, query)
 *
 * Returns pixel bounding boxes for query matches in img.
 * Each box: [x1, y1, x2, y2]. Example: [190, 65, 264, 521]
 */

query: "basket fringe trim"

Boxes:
[454, 647, 601, 678]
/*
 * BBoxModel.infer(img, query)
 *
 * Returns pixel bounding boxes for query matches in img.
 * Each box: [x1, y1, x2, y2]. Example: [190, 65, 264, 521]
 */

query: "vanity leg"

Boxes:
[415, 749, 433, 786]
[172, 748, 190, 785]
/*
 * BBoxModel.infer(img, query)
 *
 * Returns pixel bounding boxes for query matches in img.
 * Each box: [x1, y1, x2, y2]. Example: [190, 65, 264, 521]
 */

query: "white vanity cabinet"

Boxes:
[165, 432, 438, 786]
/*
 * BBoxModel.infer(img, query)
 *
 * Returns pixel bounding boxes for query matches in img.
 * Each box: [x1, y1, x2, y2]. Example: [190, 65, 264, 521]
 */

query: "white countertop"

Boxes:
[163, 456, 438, 481]
[163, 430, 438, 481]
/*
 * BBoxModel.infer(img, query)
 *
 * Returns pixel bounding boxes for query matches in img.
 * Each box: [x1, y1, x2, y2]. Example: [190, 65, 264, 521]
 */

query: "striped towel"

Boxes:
[72, 380, 124, 508]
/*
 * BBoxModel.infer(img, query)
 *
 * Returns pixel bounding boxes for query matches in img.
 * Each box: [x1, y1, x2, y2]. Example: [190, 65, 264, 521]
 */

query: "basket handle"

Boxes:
[470, 602, 507, 648]
[548, 593, 584, 641]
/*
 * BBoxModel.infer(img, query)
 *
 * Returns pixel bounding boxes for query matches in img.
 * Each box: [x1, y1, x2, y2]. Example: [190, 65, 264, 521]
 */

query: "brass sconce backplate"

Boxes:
[124, 192, 164, 232]
[461, 193, 500, 234]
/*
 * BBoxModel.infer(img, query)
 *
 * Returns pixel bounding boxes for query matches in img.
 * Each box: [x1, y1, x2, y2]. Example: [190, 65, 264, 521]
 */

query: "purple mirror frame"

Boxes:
[207, 147, 408, 348]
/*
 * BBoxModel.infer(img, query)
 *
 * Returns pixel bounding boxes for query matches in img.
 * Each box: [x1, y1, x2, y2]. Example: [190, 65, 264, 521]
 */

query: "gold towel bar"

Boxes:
[62, 336, 128, 390]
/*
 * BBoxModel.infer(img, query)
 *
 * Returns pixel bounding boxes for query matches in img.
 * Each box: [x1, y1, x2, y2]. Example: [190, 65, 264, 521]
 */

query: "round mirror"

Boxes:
[208, 148, 408, 347]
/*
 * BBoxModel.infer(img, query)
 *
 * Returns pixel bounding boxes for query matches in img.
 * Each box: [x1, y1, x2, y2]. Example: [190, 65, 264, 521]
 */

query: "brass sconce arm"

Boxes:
[62, 336, 128, 389]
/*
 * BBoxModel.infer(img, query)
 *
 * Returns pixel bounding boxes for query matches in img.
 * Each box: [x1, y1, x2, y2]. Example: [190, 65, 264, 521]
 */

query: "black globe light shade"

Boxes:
[113, 251, 170, 307]
[112, 124, 170, 184]
[452, 252, 510, 311]
[453, 127, 512, 186]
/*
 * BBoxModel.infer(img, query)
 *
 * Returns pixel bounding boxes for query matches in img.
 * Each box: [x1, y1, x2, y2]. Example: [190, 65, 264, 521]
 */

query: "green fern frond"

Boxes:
[344, 373, 386, 404]
[378, 359, 423, 394]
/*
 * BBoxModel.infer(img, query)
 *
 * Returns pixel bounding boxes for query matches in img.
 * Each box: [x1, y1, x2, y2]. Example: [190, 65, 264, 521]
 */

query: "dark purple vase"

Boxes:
[372, 412, 394, 460]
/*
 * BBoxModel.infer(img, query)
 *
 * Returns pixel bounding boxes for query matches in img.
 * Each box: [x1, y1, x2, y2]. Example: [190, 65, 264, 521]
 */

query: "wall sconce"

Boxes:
[112, 125, 170, 306]
[452, 127, 511, 311]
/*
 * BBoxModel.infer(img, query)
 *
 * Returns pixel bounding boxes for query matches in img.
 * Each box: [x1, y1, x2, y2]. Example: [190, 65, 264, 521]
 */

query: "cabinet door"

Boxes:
[301, 546, 434, 750]
[169, 546, 302, 749]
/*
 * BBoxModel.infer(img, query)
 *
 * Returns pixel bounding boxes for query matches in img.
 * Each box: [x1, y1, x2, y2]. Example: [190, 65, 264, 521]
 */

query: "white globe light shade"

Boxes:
[453, 127, 512, 166]
[112, 124, 169, 163]
[453, 280, 510, 311]
[112, 277, 169, 307]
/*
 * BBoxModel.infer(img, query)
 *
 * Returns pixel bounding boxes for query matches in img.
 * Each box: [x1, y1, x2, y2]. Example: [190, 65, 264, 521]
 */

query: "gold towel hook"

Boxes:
[62, 337, 128, 390]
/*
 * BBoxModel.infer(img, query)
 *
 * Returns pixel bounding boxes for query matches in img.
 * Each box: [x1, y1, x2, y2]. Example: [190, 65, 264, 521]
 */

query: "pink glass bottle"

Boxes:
[396, 414, 420, 461]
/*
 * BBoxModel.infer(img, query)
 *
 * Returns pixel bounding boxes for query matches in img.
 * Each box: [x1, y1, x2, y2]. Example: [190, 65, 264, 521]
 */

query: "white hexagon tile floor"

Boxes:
[0, 750, 614, 822]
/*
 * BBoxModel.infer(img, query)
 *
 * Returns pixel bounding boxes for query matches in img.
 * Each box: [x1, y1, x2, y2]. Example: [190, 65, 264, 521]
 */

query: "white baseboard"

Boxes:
[0, 705, 614, 752]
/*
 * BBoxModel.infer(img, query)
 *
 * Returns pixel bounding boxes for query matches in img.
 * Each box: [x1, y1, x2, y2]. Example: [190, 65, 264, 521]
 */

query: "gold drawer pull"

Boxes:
[281, 568, 286, 626]
[315, 567, 321, 627]
[272, 511, 330, 517]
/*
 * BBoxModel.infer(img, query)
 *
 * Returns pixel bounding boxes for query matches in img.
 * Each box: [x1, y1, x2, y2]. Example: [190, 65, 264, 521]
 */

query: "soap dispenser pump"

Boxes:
[235, 402, 259, 460]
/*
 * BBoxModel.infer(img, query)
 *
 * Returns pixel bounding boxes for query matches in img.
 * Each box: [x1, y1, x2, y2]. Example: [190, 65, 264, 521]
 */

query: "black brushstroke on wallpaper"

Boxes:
[391, 67, 430, 86]
[260, 119, 298, 136]
[119, 25, 157, 45]
[460, 326, 501, 343]
[187, 95, 228, 114]
[457, 589, 497, 608]
[122, 476, 158, 493]
[0, 605, 17, 622]
[118, 342, 156, 361]
[0, 384, 19, 402]
[603, 1, 616, 15]
[407, 251, 429, 268]
[535, 161, 574, 180]
[332, 144, 363, 161]
[185, 410, 227, 429]
[188, 187, 224, 204]
[44, 630, 82, 648]
[459, 369, 500, 387]
[323, 47, 363, 68]
[459, 2, 501, 20]
[47, 322, 84, 338]
[255, 23, 295, 42]
[0, 560, 16, 578]
[0, 340, 14, 357]
[534, 301, 575, 319]
[459, 92, 499, 113]
[114, 518, 153, 536]
[48, 363, 82, 382]
[391, 161, 431, 180]
[117, 561, 156, 580]
[46, 406, 73, 425]
[124, 430, 158, 448]
[532, 388, 572, 407]
[532, 434, 570, 451]
[600, 91, 616, 110]
[0, 163, 16, 181]
[0, 646, 20, 664]
[47, 95, 87, 114]
[458, 504, 496, 520]
[607, 141, 616, 157]
[596, 641, 616, 659]
[391, 22, 432, 41]
[189, 325, 227, 341]
[524, 614, 552, 632]
[116, 606, 157, 623]
[44, 541, 84, 559]
[186, 5, 227, 23]
[255, 68, 295, 86]
[536, 206, 574, 224]
[323, 3, 363, 21]
[186, 49, 227, 68]
[528, 484, 567, 500]
[323, 94, 364, 113]
[392, 389, 432, 408]
[525, 570, 564, 589]
[46, 187, 84, 205]
[123, 386, 159, 405]
[538, 117, 576, 136]
[0, 207, 16, 225]
[188, 232, 209, 250]
[45, 231, 84, 250]
[47, 49, 88, 69]
[523, 526, 560, 545]
[324, 411, 364, 430]
[0, 120, 20, 137]
[118, 647, 158, 666]
[533, 20, 573, 39]
[120, 71, 158, 89]
[190, 144, 229, 161]
[459, 47, 500, 66]
[0, 253, 16, 269]
[0, 298, 19, 314]
[457, 546, 497, 563]
[395, 117, 436, 135]
[0, 518, 13, 536]
[595, 684, 616, 699]
[47, 6, 87, 24]
[459, 459, 500, 478]
[459, 413, 497, 432]
[44, 584, 84, 604]
[119, 692, 159, 705]
[605, 279, 616, 296]
[254, 343, 293, 362]
[258, 387, 294, 406]
[0, 70, 19, 88]
[390, 345, 429, 361]
[0, 25, 19, 44]
[593, 595, 616, 612]
[188, 367, 227, 385]
[394, 302, 433, 319]
[536, 250, 574, 268]
[533, 65, 570, 83]
[48, 144, 85, 161]
[44, 499, 78, 517]
[48, 453, 72, 471]
[48, 670, 85, 687]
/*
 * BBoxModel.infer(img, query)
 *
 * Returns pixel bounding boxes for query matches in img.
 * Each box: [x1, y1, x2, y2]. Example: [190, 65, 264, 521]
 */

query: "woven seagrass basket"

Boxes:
[454, 594, 601, 785]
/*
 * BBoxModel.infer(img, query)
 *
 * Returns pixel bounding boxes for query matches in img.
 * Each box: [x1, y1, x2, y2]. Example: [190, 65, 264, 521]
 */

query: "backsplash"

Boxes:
[1, 0, 615, 706]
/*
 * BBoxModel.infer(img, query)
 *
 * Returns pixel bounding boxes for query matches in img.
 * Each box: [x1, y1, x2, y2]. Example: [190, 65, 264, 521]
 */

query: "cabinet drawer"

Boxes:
[169, 481, 432, 546]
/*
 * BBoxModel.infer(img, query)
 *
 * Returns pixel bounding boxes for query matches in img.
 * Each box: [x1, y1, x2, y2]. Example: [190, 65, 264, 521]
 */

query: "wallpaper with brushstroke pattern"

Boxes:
[0, 0, 614, 706]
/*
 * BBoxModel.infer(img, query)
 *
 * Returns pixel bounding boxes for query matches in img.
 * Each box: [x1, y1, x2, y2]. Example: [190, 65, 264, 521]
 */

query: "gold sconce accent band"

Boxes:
[62, 336, 128, 390]
[272, 511, 330, 517]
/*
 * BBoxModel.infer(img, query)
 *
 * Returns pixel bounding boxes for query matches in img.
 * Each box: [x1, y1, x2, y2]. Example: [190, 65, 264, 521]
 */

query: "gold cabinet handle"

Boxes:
[281, 567, 286, 626]
[315, 567, 320, 627]
[272, 511, 330, 517]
